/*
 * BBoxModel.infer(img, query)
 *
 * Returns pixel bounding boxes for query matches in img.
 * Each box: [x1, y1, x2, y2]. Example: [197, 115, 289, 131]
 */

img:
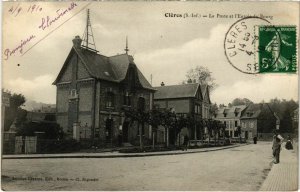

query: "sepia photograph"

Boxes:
[1, 1, 299, 191]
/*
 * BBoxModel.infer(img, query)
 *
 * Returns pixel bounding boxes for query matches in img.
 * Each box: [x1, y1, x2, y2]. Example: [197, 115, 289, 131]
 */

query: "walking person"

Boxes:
[253, 136, 257, 144]
[183, 135, 189, 151]
[272, 130, 284, 164]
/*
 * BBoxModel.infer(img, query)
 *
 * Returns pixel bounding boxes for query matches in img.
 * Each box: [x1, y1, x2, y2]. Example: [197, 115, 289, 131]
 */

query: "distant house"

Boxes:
[214, 105, 247, 138]
[53, 36, 155, 146]
[153, 83, 212, 143]
[240, 103, 278, 139]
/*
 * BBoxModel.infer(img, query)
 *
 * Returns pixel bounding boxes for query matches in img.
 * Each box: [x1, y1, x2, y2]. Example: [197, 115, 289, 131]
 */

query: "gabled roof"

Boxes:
[215, 105, 247, 119]
[154, 83, 201, 100]
[201, 84, 211, 104]
[53, 47, 154, 90]
[240, 103, 275, 119]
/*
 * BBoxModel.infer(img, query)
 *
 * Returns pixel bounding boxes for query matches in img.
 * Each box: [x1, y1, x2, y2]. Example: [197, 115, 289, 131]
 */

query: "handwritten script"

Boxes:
[38, 2, 77, 30]
[3, 35, 36, 60]
[3, 2, 78, 61]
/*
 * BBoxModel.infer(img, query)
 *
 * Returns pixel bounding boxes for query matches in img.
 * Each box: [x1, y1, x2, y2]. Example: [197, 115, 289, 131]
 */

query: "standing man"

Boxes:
[272, 130, 284, 164]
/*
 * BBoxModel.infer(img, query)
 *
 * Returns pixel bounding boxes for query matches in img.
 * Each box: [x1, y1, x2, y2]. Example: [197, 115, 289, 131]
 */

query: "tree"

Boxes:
[210, 103, 218, 117]
[268, 98, 298, 133]
[230, 98, 253, 106]
[185, 66, 217, 91]
[4, 92, 27, 131]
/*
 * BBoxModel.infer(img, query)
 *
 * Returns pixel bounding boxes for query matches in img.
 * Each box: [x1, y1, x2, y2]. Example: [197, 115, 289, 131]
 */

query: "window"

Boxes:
[69, 89, 78, 99]
[106, 92, 115, 108]
[195, 104, 201, 114]
[123, 91, 131, 106]
[235, 121, 238, 127]
[138, 97, 145, 111]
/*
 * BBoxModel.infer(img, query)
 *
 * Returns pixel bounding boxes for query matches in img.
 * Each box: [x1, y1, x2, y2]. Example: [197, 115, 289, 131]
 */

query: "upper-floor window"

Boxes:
[69, 89, 78, 99]
[235, 121, 238, 127]
[123, 91, 131, 106]
[195, 104, 201, 114]
[106, 92, 115, 108]
[138, 97, 146, 111]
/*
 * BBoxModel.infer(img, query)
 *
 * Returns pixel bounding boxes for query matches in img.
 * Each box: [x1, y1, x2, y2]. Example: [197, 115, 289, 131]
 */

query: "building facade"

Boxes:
[153, 83, 212, 143]
[53, 36, 155, 146]
[240, 103, 278, 139]
[214, 105, 247, 138]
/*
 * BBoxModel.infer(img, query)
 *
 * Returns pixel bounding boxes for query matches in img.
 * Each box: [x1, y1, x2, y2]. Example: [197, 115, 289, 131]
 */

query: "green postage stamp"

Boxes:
[258, 26, 297, 73]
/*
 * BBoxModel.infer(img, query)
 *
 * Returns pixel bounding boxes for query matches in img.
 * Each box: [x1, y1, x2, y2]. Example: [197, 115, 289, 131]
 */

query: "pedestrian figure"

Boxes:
[253, 136, 257, 144]
[183, 135, 189, 151]
[285, 135, 293, 150]
[272, 130, 284, 164]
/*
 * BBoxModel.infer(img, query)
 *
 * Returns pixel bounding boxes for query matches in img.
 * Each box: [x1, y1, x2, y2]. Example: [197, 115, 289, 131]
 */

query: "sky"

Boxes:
[2, 1, 299, 105]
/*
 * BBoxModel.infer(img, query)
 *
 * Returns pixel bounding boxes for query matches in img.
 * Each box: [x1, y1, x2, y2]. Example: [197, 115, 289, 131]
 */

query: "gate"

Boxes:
[25, 136, 37, 154]
[15, 136, 23, 154]
[14, 136, 37, 154]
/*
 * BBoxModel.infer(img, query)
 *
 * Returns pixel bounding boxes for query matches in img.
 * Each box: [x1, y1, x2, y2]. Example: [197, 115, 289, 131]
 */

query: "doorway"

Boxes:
[105, 119, 113, 142]
[123, 121, 129, 142]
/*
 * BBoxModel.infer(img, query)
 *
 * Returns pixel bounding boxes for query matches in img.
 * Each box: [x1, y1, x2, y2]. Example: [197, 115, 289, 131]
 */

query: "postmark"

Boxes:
[258, 26, 297, 73]
[224, 16, 279, 74]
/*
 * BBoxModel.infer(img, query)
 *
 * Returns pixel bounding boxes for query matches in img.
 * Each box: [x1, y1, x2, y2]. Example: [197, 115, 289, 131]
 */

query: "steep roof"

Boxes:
[154, 83, 200, 99]
[215, 105, 247, 119]
[240, 103, 275, 119]
[53, 47, 154, 90]
[201, 84, 212, 104]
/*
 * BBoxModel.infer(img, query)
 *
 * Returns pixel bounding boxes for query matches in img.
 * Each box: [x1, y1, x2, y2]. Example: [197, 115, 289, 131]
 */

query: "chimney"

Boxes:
[72, 36, 82, 49]
[161, 82, 165, 86]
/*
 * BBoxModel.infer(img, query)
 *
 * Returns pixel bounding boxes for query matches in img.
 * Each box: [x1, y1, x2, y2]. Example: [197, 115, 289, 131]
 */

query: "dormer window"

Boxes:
[223, 113, 227, 117]
[247, 112, 253, 117]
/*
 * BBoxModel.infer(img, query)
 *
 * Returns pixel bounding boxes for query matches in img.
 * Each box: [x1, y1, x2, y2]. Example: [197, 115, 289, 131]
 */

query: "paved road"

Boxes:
[2, 142, 274, 191]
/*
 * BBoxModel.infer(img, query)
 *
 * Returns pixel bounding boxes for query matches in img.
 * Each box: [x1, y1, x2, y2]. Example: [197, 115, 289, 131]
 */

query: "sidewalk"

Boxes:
[259, 146, 298, 191]
[2, 143, 247, 159]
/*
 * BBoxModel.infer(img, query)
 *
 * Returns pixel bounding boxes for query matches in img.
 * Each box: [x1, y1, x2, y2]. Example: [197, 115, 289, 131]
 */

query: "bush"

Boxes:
[17, 122, 64, 140]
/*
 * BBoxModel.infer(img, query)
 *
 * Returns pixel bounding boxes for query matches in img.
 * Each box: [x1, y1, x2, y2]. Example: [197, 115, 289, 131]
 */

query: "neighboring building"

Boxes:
[53, 36, 155, 146]
[214, 105, 247, 138]
[153, 83, 212, 143]
[26, 111, 56, 123]
[240, 103, 278, 139]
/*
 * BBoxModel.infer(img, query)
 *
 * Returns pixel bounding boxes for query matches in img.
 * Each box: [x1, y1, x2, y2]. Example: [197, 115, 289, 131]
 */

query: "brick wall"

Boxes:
[78, 84, 93, 112]
[77, 60, 90, 79]
[57, 86, 69, 113]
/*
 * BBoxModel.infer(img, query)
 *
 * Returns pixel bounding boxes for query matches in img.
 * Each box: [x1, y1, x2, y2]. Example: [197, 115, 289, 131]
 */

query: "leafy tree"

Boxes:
[210, 103, 218, 117]
[17, 122, 64, 140]
[4, 92, 27, 131]
[230, 98, 253, 106]
[268, 98, 298, 133]
[184, 66, 217, 91]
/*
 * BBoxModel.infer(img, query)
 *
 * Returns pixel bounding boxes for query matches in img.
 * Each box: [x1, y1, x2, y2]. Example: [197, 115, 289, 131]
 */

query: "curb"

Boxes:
[2, 144, 248, 159]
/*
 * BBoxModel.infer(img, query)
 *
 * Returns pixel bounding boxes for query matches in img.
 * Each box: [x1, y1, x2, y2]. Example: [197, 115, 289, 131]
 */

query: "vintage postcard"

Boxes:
[1, 1, 299, 191]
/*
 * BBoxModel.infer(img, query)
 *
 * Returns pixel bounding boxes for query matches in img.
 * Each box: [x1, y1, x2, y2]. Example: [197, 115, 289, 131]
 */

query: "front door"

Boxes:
[123, 121, 129, 142]
[245, 131, 248, 139]
[105, 119, 113, 143]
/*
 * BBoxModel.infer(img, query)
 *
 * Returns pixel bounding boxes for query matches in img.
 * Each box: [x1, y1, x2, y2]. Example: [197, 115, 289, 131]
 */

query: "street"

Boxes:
[2, 142, 275, 191]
